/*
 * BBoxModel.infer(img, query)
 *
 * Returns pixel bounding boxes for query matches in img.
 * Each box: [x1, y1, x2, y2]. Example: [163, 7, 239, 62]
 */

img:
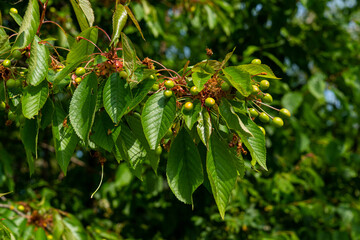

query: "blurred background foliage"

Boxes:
[1, 0, 360, 239]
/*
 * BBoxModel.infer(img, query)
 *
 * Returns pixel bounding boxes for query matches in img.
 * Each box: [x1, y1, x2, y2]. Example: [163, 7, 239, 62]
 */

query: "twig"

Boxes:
[0, 203, 27, 218]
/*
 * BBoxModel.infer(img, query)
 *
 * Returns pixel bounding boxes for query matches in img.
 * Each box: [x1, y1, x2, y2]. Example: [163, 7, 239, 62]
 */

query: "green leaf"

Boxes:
[111, 4, 128, 47]
[10, 12, 23, 26]
[125, 114, 160, 173]
[182, 99, 202, 130]
[207, 132, 238, 219]
[121, 33, 137, 76]
[0, 30, 9, 49]
[90, 111, 120, 152]
[219, 99, 252, 137]
[69, 73, 98, 145]
[237, 64, 280, 79]
[125, 5, 145, 41]
[0, 192, 12, 197]
[0, 222, 16, 240]
[197, 108, 212, 147]
[27, 36, 49, 86]
[79, 0, 94, 27]
[63, 215, 88, 240]
[281, 92, 303, 114]
[66, 27, 98, 64]
[237, 115, 267, 170]
[167, 127, 204, 204]
[141, 92, 177, 150]
[40, 99, 54, 129]
[126, 76, 156, 112]
[20, 118, 39, 175]
[119, 123, 147, 172]
[22, 81, 49, 119]
[308, 72, 326, 100]
[221, 47, 236, 68]
[12, 0, 40, 51]
[52, 103, 79, 175]
[103, 73, 131, 124]
[192, 71, 212, 92]
[70, 0, 89, 31]
[222, 66, 252, 97]
[34, 227, 47, 240]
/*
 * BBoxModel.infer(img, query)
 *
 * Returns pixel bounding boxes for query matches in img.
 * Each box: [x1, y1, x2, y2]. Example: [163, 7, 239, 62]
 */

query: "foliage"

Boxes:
[0, 0, 360, 239]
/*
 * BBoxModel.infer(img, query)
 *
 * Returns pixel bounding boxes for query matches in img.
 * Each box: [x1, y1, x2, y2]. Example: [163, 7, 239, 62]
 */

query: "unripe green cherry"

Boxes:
[75, 67, 86, 76]
[190, 86, 199, 95]
[249, 108, 259, 118]
[221, 82, 231, 91]
[2, 59, 11, 67]
[259, 80, 270, 90]
[258, 126, 266, 135]
[164, 80, 175, 89]
[120, 70, 128, 79]
[150, 74, 155, 79]
[10, 8, 18, 14]
[152, 83, 160, 91]
[164, 90, 173, 98]
[6, 79, 16, 88]
[252, 85, 260, 94]
[155, 145, 162, 155]
[184, 102, 194, 111]
[251, 59, 261, 64]
[272, 117, 284, 128]
[75, 77, 82, 84]
[259, 112, 270, 123]
[11, 50, 22, 60]
[0, 101, 6, 111]
[14, 79, 22, 88]
[262, 93, 273, 103]
[279, 108, 291, 118]
[205, 97, 215, 107]
[8, 111, 16, 121]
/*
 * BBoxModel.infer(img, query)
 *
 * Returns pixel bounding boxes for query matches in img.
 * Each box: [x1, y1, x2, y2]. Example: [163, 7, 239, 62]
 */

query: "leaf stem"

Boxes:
[77, 36, 103, 54]
[91, 164, 104, 199]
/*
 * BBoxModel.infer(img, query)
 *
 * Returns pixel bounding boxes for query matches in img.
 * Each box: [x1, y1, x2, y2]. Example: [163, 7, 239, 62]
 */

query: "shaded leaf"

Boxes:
[121, 33, 137, 76]
[207, 132, 238, 219]
[22, 81, 48, 119]
[167, 127, 203, 204]
[52, 103, 79, 175]
[125, 114, 160, 173]
[125, 5, 145, 40]
[20, 118, 39, 175]
[90, 111, 120, 152]
[141, 92, 176, 150]
[223, 66, 252, 97]
[219, 99, 252, 137]
[69, 73, 98, 145]
[103, 72, 131, 123]
[66, 27, 98, 64]
[237, 115, 267, 170]
[192, 71, 212, 92]
[197, 108, 212, 147]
